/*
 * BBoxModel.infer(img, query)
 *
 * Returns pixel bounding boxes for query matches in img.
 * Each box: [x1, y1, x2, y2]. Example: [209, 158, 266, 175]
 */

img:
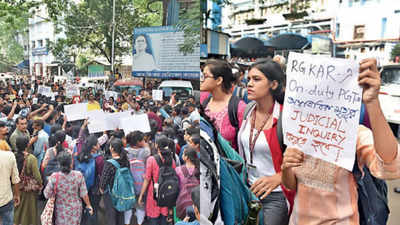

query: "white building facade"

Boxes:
[28, 4, 66, 77]
[334, 0, 400, 65]
[220, 0, 400, 63]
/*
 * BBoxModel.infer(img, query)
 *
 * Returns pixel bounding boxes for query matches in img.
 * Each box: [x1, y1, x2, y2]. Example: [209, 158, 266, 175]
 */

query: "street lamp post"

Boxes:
[111, 0, 116, 75]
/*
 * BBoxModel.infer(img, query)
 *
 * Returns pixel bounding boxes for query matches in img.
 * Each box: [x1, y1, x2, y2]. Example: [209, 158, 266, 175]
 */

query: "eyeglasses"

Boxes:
[200, 73, 214, 82]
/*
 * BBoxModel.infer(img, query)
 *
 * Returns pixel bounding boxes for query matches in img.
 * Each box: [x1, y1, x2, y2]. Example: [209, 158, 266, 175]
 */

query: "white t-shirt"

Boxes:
[240, 119, 282, 192]
[0, 150, 20, 207]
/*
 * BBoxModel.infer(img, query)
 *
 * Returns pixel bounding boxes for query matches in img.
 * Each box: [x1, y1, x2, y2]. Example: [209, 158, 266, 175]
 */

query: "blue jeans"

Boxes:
[0, 200, 14, 225]
[261, 192, 289, 225]
[147, 215, 168, 225]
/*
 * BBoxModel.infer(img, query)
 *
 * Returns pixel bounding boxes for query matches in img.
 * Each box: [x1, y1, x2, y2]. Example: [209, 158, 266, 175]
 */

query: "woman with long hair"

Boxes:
[175, 147, 200, 221]
[138, 136, 176, 225]
[75, 135, 104, 218]
[41, 130, 72, 174]
[237, 59, 293, 225]
[44, 151, 93, 225]
[200, 59, 246, 151]
[99, 138, 130, 225]
[14, 136, 42, 225]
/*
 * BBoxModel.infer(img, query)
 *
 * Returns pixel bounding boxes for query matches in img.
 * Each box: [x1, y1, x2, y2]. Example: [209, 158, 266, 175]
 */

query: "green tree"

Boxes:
[177, 0, 200, 54]
[391, 43, 400, 61]
[44, 0, 162, 68]
[0, 1, 38, 72]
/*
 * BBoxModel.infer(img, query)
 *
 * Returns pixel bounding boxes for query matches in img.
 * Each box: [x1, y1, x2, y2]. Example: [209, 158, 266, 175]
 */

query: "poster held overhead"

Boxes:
[64, 103, 88, 121]
[120, 114, 151, 135]
[282, 52, 362, 171]
[152, 90, 163, 101]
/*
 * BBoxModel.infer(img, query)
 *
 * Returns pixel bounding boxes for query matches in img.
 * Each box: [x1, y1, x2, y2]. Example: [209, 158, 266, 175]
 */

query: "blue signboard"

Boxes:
[32, 47, 49, 56]
[132, 26, 200, 80]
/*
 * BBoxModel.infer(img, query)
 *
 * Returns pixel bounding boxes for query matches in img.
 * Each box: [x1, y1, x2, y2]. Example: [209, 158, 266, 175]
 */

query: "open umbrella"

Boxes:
[264, 33, 310, 50]
[231, 37, 274, 58]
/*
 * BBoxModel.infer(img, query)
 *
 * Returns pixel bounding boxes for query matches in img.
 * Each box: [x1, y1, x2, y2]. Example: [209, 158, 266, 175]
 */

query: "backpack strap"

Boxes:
[243, 101, 257, 120]
[201, 94, 212, 109]
[277, 110, 287, 154]
[108, 159, 120, 169]
[228, 95, 240, 129]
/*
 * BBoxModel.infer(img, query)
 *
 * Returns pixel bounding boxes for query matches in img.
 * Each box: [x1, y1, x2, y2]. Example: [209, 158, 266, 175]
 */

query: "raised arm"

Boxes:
[359, 58, 398, 163]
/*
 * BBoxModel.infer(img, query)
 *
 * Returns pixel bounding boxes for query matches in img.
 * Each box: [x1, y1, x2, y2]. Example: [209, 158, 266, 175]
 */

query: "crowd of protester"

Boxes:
[0, 77, 201, 225]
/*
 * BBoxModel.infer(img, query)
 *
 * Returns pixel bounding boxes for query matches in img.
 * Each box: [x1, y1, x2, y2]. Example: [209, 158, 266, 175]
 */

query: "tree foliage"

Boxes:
[391, 43, 400, 61]
[177, 0, 200, 54]
[44, 0, 162, 68]
[0, 1, 38, 72]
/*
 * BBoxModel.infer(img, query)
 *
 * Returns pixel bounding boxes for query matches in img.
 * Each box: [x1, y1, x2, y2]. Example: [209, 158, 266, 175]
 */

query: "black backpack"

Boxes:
[202, 95, 240, 130]
[202, 94, 240, 149]
[153, 155, 180, 208]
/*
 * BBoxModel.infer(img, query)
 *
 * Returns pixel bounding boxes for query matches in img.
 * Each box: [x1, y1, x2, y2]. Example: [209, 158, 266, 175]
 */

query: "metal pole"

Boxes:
[111, 0, 116, 75]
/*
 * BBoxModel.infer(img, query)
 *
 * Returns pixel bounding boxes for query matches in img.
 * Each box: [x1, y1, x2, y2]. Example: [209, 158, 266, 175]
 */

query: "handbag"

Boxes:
[41, 173, 60, 225]
[20, 154, 43, 192]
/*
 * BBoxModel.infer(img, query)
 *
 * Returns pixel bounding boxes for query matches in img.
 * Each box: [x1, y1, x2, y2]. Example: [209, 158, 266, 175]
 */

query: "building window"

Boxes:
[336, 23, 340, 38]
[46, 38, 50, 48]
[381, 17, 387, 38]
[353, 25, 365, 40]
[32, 41, 35, 49]
[38, 40, 43, 48]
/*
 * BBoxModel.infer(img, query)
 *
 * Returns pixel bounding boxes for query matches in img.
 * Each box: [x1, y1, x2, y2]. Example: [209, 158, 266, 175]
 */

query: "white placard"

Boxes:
[66, 85, 80, 98]
[87, 110, 111, 133]
[106, 111, 134, 130]
[120, 113, 151, 135]
[105, 91, 119, 100]
[282, 52, 362, 171]
[64, 103, 88, 121]
[38, 86, 52, 97]
[152, 90, 163, 101]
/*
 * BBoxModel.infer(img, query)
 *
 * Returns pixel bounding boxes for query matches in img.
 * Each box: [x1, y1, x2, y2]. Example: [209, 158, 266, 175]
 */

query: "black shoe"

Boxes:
[394, 187, 400, 193]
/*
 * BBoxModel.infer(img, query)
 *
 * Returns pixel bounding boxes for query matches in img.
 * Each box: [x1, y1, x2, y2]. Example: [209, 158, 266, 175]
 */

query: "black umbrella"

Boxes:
[264, 33, 310, 50]
[231, 37, 274, 58]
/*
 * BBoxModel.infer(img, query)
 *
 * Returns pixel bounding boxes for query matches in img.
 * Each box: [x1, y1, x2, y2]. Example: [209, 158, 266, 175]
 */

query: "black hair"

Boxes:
[191, 134, 200, 145]
[54, 130, 66, 154]
[182, 107, 189, 116]
[15, 136, 29, 172]
[112, 130, 125, 139]
[186, 126, 199, 136]
[49, 124, 62, 147]
[110, 138, 128, 164]
[126, 131, 144, 147]
[57, 151, 72, 174]
[33, 119, 44, 129]
[69, 125, 81, 139]
[250, 59, 285, 104]
[78, 135, 96, 163]
[191, 185, 200, 210]
[162, 127, 175, 139]
[184, 147, 200, 179]
[46, 111, 58, 123]
[204, 59, 235, 93]
[15, 116, 27, 124]
[156, 136, 173, 166]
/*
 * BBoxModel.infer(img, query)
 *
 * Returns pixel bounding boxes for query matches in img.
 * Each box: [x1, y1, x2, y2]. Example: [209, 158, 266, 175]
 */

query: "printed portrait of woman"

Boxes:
[132, 34, 158, 71]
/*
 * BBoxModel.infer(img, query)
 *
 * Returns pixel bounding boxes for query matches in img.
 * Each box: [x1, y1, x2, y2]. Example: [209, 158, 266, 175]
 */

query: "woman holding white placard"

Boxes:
[281, 58, 400, 225]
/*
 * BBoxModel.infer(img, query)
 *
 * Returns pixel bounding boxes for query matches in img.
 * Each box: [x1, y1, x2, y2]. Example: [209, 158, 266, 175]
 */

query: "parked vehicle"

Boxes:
[158, 80, 193, 101]
[378, 64, 400, 136]
[112, 79, 143, 95]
